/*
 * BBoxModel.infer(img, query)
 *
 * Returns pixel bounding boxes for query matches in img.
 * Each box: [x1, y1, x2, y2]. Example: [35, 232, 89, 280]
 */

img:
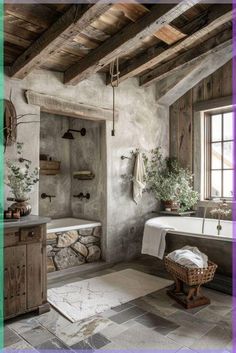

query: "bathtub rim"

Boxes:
[47, 217, 101, 234]
[167, 229, 232, 242]
[146, 216, 233, 241]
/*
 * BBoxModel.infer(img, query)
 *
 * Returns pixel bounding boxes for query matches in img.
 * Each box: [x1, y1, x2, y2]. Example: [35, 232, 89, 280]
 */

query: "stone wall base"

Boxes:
[46, 226, 102, 272]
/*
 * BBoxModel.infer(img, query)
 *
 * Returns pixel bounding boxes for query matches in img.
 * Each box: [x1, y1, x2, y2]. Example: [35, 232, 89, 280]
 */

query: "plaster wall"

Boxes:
[5, 70, 169, 262]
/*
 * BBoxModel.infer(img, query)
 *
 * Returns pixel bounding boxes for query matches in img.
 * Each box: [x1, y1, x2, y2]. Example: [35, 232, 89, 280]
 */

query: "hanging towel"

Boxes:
[133, 152, 146, 204]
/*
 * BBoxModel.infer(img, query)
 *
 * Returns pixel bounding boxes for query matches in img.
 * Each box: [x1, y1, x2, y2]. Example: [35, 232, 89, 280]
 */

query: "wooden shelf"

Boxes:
[73, 171, 95, 180]
[40, 160, 60, 175]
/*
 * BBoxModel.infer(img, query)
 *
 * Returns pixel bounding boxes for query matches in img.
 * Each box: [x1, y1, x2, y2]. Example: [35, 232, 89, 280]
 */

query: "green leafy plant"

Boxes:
[144, 148, 199, 212]
[5, 142, 39, 200]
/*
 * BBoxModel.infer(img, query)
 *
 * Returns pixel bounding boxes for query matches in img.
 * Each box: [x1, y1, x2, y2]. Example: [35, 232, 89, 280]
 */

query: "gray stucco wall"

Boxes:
[5, 70, 169, 262]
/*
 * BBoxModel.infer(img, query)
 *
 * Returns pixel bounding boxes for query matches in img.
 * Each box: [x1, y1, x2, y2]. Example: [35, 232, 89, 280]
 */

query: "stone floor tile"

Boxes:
[3, 339, 35, 351]
[70, 339, 93, 350]
[87, 333, 111, 349]
[19, 325, 55, 346]
[208, 304, 232, 316]
[35, 338, 71, 351]
[130, 297, 172, 317]
[189, 325, 231, 350]
[109, 322, 182, 350]
[37, 307, 71, 335]
[112, 302, 134, 312]
[176, 347, 198, 353]
[194, 307, 226, 324]
[109, 306, 146, 324]
[7, 316, 39, 334]
[135, 311, 179, 335]
[4, 327, 21, 347]
[172, 302, 206, 314]
[98, 322, 128, 339]
[167, 325, 206, 348]
[203, 288, 232, 306]
[168, 310, 215, 333]
[100, 309, 118, 318]
[52, 315, 111, 346]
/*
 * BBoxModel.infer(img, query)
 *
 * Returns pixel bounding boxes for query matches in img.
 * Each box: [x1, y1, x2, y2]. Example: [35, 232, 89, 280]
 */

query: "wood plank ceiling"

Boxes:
[4, 2, 232, 86]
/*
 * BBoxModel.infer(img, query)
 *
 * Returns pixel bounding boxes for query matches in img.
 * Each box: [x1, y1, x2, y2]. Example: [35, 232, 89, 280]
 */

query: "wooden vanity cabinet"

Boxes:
[4, 224, 50, 320]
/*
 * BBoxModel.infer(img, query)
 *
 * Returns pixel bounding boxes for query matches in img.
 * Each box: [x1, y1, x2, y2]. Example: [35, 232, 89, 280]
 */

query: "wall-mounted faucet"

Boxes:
[41, 193, 56, 202]
[73, 193, 90, 200]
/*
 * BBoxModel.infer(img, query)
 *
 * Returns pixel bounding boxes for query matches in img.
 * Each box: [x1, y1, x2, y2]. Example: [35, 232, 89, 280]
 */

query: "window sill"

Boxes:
[198, 200, 234, 207]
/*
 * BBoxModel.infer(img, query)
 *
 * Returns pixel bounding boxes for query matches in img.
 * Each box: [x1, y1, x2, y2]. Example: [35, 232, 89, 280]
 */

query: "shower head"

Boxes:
[62, 130, 74, 139]
[62, 128, 86, 139]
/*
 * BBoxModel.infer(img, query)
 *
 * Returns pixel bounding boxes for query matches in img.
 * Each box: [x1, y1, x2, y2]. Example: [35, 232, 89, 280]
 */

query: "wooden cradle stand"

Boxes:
[165, 257, 217, 309]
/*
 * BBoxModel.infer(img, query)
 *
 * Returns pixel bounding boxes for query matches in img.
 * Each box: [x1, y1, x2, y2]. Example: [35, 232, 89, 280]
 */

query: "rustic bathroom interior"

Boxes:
[3, 2, 233, 352]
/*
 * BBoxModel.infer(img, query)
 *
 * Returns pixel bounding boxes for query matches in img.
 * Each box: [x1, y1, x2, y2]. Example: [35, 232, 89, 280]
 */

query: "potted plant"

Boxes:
[144, 148, 199, 212]
[5, 142, 39, 216]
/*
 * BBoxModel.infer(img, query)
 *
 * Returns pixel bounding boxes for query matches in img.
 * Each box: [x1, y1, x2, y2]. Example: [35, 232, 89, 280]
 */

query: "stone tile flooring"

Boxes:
[4, 260, 232, 352]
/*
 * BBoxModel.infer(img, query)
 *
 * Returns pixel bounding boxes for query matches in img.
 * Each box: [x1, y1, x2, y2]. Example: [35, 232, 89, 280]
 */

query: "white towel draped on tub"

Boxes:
[142, 218, 175, 259]
[133, 152, 146, 204]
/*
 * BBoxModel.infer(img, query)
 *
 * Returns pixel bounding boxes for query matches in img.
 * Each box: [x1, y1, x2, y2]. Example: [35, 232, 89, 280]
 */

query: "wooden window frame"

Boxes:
[204, 109, 233, 200]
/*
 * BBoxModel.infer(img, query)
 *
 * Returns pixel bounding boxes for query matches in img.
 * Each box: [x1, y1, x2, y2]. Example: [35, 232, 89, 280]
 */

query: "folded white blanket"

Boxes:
[142, 219, 175, 259]
[167, 246, 208, 268]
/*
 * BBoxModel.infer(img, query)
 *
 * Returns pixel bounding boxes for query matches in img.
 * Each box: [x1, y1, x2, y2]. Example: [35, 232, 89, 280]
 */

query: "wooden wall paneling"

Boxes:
[170, 59, 232, 171]
[4, 245, 27, 318]
[203, 72, 213, 101]
[169, 102, 179, 160]
[27, 242, 43, 309]
[222, 61, 232, 96]
[178, 91, 193, 171]
[212, 65, 223, 98]
[192, 80, 204, 104]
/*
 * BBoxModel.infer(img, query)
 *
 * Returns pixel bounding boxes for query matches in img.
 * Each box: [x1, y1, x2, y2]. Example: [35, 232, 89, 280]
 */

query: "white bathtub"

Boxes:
[148, 216, 232, 241]
[47, 218, 101, 233]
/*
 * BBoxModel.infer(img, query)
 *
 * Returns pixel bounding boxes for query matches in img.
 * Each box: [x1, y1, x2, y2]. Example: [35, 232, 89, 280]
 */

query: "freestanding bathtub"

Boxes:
[146, 216, 232, 293]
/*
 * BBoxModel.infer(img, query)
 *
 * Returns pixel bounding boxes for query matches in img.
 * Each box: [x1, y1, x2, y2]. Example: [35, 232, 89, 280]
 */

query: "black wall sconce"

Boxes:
[62, 128, 86, 139]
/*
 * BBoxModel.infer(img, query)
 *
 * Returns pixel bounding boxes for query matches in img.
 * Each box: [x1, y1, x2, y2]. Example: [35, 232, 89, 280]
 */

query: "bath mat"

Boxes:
[47, 269, 173, 322]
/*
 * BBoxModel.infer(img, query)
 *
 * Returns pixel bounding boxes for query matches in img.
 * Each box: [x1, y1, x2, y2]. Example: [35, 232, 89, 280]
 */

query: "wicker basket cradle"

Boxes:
[164, 257, 217, 286]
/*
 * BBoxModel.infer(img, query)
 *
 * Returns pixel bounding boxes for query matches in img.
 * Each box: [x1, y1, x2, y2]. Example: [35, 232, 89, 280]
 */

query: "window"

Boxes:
[205, 110, 233, 199]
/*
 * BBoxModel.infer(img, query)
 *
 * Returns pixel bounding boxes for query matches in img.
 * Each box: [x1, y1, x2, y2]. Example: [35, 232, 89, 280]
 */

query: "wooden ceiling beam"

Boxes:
[140, 28, 232, 86]
[64, 1, 202, 85]
[9, 3, 113, 79]
[112, 4, 232, 85]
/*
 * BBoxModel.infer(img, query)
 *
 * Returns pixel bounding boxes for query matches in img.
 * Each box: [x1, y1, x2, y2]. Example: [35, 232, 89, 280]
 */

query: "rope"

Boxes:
[110, 58, 120, 136]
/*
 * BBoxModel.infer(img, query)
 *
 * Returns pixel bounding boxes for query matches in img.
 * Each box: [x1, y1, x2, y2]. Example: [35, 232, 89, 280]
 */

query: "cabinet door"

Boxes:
[27, 243, 43, 309]
[4, 245, 27, 318]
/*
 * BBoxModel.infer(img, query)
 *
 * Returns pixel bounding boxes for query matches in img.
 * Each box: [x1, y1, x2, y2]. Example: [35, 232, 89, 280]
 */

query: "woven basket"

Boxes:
[165, 257, 217, 286]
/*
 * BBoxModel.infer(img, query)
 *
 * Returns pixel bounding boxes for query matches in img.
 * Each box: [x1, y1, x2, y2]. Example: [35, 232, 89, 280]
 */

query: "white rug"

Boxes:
[47, 269, 173, 322]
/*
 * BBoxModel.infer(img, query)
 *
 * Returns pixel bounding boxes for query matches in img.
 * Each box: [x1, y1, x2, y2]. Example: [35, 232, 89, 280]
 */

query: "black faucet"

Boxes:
[41, 193, 56, 202]
[73, 193, 90, 200]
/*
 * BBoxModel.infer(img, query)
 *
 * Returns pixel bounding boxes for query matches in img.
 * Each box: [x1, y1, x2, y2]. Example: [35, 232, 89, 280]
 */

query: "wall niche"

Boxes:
[39, 112, 105, 222]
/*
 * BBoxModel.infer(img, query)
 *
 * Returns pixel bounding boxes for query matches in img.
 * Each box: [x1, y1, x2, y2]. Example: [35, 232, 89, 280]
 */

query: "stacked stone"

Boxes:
[47, 226, 102, 272]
